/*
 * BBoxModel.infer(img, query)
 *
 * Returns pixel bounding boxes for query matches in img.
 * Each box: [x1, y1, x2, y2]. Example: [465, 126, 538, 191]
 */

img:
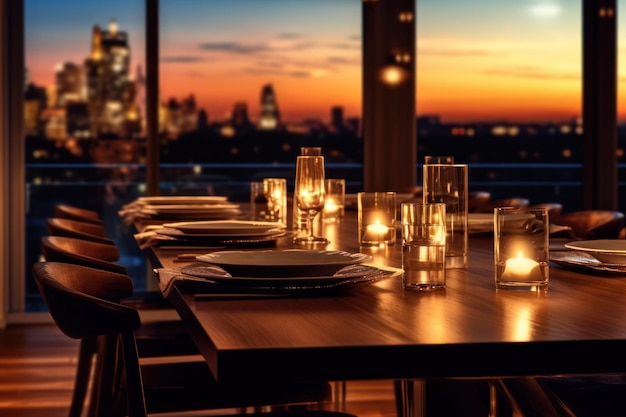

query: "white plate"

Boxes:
[157, 227, 286, 240]
[195, 249, 372, 278]
[564, 240, 626, 264]
[144, 204, 240, 213]
[138, 196, 228, 205]
[163, 220, 287, 234]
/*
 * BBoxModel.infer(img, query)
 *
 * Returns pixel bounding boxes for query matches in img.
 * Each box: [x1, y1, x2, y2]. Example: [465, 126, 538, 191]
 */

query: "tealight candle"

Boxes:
[366, 220, 390, 242]
[501, 252, 542, 282]
[357, 192, 396, 246]
[494, 207, 549, 290]
[324, 198, 339, 215]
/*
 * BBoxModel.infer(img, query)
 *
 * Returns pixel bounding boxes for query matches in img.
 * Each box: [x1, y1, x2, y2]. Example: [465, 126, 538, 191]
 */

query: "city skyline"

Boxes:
[24, 0, 626, 124]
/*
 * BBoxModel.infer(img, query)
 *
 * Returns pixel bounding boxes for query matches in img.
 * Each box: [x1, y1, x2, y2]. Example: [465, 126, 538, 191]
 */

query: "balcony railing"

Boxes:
[25, 161, 624, 311]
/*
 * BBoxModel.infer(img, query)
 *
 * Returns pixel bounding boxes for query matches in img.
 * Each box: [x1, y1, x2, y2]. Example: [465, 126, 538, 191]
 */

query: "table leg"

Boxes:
[333, 380, 347, 411]
[398, 379, 425, 417]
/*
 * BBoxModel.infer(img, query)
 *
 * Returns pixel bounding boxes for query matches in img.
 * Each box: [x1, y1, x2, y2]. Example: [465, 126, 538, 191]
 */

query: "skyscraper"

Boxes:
[84, 19, 135, 137]
[55, 62, 83, 107]
[258, 84, 281, 130]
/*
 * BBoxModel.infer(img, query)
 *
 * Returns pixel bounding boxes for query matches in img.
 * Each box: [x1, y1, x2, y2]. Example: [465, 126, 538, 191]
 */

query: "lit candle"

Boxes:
[366, 219, 389, 242]
[502, 251, 542, 281]
[271, 189, 282, 201]
[324, 197, 339, 215]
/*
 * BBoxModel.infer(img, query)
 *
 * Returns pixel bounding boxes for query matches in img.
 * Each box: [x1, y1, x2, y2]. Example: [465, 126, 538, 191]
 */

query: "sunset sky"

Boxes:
[24, 0, 626, 124]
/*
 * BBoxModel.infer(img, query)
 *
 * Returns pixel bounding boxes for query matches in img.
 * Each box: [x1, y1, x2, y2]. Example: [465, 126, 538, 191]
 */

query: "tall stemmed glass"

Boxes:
[294, 155, 329, 245]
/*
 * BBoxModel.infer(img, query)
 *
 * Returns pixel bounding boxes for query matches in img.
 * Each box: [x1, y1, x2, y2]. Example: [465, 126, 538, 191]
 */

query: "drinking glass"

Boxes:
[293, 147, 323, 235]
[423, 163, 468, 268]
[294, 156, 329, 244]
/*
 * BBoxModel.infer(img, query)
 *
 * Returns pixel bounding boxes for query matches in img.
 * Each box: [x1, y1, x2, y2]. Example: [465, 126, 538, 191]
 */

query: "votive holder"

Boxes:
[358, 192, 396, 246]
[250, 181, 268, 221]
[263, 178, 287, 223]
[323, 178, 346, 223]
[494, 206, 549, 290]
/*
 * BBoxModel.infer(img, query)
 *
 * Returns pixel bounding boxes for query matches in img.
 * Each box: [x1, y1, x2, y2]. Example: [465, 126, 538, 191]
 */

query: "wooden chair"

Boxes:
[40, 236, 125, 274]
[551, 210, 625, 240]
[474, 197, 530, 213]
[39, 231, 185, 376]
[54, 204, 105, 225]
[32, 262, 355, 417]
[47, 218, 115, 245]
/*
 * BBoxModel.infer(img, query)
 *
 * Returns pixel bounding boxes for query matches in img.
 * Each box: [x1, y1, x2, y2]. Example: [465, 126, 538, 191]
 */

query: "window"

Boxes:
[4, 0, 620, 319]
[18, 0, 364, 313]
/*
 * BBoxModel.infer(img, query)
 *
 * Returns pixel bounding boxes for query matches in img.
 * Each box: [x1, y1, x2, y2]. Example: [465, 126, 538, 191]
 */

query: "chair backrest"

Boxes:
[553, 210, 625, 239]
[54, 205, 104, 225]
[47, 218, 114, 245]
[40, 236, 126, 274]
[32, 262, 146, 417]
[32, 262, 137, 339]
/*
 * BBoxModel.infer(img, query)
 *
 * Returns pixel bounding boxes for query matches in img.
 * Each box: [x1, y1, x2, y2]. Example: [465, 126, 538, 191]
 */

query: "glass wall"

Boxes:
[415, 0, 584, 207]
[15, 0, 623, 314]
[24, 0, 147, 310]
[21, 0, 363, 312]
[158, 0, 363, 200]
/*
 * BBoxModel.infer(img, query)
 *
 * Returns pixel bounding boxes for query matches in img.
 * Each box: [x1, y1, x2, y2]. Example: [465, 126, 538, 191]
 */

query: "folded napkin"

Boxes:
[119, 200, 153, 224]
[134, 228, 177, 249]
[156, 267, 223, 297]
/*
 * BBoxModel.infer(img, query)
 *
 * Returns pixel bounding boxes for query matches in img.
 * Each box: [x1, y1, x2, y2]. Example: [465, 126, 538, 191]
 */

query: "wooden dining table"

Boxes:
[138, 206, 626, 416]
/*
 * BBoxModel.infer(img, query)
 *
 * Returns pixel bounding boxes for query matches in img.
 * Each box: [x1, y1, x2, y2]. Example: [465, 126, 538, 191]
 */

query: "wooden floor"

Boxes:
[0, 323, 398, 417]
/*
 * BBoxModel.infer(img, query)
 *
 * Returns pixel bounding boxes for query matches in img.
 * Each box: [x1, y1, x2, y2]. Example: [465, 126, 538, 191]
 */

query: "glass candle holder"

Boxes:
[358, 192, 396, 246]
[250, 181, 268, 221]
[494, 206, 549, 290]
[263, 178, 287, 224]
[323, 178, 345, 223]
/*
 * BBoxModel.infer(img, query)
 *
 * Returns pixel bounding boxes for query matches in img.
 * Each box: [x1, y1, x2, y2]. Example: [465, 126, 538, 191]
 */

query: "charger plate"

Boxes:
[178, 262, 391, 290]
